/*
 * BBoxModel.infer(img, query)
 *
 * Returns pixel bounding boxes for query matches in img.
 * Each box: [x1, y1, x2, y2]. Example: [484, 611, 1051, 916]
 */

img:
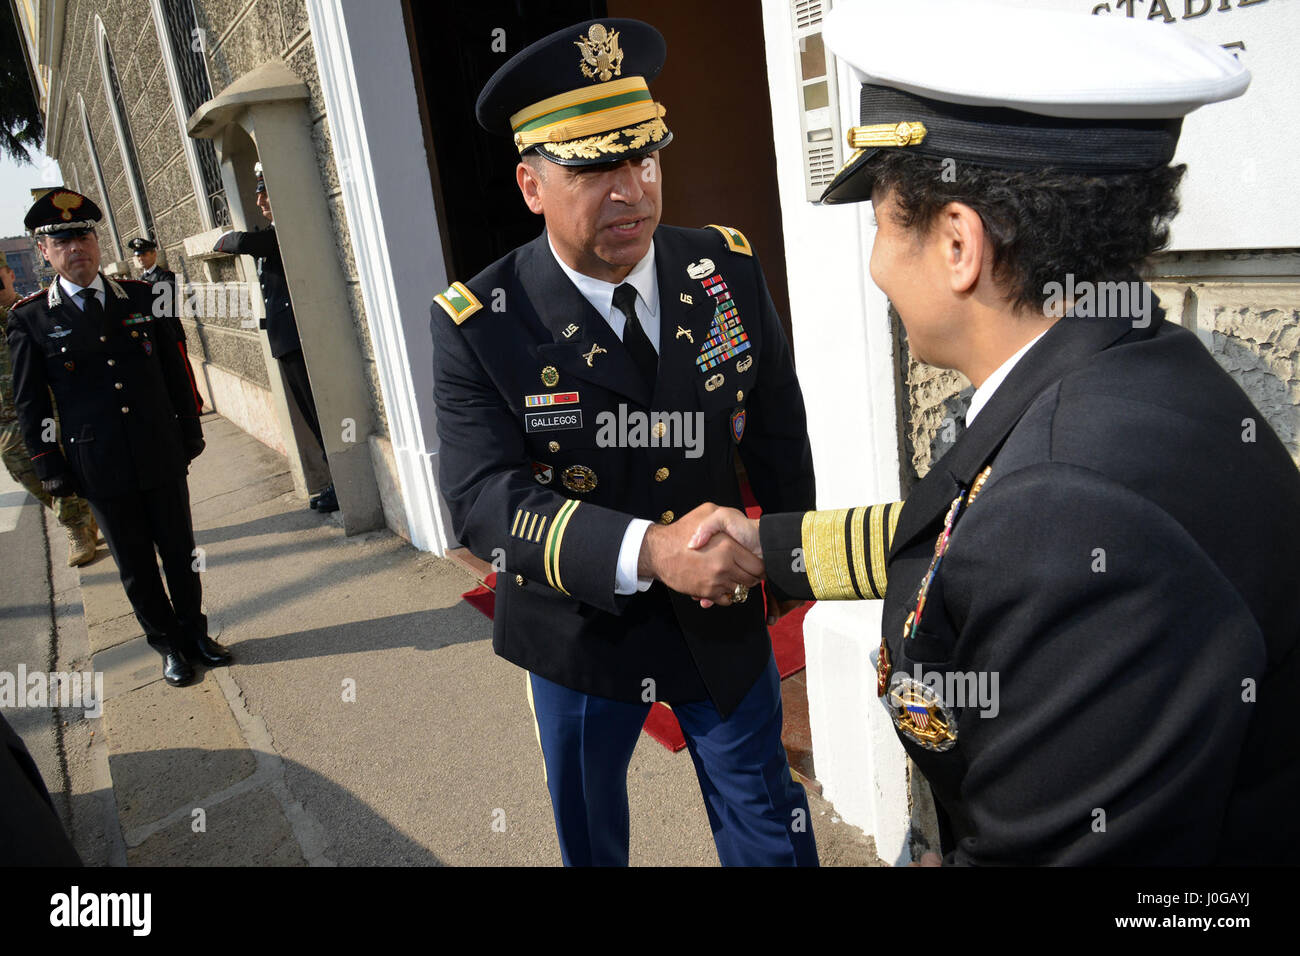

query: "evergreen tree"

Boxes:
[1, 3, 44, 163]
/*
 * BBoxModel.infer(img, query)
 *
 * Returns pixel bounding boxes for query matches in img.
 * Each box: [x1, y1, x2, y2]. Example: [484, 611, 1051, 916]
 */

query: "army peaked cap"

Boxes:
[476, 18, 673, 166]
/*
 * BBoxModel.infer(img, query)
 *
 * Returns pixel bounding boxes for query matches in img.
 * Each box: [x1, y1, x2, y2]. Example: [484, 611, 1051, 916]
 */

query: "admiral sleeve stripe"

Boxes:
[802, 508, 858, 600]
[868, 503, 890, 599]
[887, 500, 903, 552]
[844, 508, 867, 600]
[858, 506, 883, 600]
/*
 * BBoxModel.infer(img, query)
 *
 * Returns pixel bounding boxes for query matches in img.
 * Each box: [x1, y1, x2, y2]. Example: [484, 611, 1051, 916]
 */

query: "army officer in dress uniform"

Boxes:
[432, 19, 819, 866]
[6, 189, 233, 688]
[689, 0, 1300, 865]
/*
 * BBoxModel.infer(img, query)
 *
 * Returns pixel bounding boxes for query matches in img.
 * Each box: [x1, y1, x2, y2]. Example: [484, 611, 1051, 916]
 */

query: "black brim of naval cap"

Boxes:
[820, 86, 1184, 205]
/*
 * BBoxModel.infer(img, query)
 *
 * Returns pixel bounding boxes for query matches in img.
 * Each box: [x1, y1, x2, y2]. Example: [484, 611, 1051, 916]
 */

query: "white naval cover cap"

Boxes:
[824, 0, 1250, 119]
[818, 0, 1251, 204]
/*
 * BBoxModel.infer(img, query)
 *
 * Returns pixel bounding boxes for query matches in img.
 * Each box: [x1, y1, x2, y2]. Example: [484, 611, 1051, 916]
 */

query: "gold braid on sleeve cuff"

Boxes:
[801, 501, 902, 600]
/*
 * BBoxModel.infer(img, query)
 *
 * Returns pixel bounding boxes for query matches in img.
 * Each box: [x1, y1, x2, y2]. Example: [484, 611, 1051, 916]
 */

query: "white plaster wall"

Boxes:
[306, 0, 457, 554]
[199, 361, 287, 456]
[761, 0, 912, 862]
[993, 0, 1299, 252]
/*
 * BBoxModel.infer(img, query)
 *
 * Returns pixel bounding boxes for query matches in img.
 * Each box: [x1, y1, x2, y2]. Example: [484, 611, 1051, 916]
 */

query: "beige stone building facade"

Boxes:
[16, 0, 395, 536]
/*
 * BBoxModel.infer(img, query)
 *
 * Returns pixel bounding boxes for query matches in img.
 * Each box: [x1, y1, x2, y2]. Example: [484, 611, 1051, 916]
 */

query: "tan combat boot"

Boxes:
[67, 524, 97, 567]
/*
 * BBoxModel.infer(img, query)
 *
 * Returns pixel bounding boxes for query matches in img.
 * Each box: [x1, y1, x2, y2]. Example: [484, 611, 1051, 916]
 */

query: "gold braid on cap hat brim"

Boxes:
[537, 116, 669, 161]
[846, 121, 927, 149]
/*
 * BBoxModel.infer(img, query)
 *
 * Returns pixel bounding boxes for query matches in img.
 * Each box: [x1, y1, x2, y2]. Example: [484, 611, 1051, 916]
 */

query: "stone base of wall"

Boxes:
[368, 434, 411, 544]
[191, 357, 286, 457]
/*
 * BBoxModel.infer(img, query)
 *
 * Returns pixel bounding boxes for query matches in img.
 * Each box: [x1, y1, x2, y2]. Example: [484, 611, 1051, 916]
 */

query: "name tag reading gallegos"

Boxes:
[525, 410, 584, 433]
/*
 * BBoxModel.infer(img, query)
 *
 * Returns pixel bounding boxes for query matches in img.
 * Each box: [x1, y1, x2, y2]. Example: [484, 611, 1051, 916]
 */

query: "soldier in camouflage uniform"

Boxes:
[0, 253, 97, 566]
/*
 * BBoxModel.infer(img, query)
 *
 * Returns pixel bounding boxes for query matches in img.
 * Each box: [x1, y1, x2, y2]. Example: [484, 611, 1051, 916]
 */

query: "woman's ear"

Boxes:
[938, 201, 986, 295]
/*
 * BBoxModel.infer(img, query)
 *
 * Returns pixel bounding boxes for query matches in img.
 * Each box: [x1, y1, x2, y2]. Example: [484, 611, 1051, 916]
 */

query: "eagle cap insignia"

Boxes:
[576, 24, 624, 83]
[52, 192, 84, 221]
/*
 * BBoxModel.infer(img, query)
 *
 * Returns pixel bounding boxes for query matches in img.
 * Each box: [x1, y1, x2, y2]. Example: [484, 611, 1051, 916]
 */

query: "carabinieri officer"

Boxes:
[432, 18, 819, 866]
[7, 189, 233, 687]
[129, 235, 202, 412]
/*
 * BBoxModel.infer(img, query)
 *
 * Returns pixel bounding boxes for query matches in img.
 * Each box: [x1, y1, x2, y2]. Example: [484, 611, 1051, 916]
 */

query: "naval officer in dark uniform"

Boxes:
[0, 711, 81, 865]
[690, 0, 1300, 864]
[213, 165, 336, 512]
[432, 19, 818, 866]
[6, 189, 232, 687]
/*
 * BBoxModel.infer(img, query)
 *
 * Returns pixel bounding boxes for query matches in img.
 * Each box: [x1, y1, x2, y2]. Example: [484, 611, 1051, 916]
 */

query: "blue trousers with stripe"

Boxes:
[528, 652, 819, 866]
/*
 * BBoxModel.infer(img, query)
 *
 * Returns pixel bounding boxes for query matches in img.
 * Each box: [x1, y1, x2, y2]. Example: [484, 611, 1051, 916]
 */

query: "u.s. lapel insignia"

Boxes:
[679, 292, 693, 305]
[563, 323, 580, 339]
[675, 326, 694, 345]
[561, 464, 598, 494]
[541, 366, 560, 388]
[730, 408, 746, 444]
[735, 355, 753, 374]
[886, 673, 957, 752]
[582, 343, 607, 367]
[705, 373, 724, 392]
[576, 23, 623, 83]
[533, 462, 553, 485]
[687, 258, 714, 280]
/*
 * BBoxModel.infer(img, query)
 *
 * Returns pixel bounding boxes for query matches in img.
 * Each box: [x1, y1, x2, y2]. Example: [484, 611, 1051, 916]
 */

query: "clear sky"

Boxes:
[0, 145, 62, 239]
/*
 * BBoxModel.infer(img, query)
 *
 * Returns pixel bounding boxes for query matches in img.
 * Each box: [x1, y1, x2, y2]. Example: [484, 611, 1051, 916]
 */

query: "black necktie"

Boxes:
[77, 288, 109, 336]
[612, 283, 657, 389]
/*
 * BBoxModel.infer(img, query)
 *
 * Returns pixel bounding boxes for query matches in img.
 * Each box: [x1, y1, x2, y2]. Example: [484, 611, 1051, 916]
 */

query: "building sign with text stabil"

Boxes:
[993, 0, 1297, 252]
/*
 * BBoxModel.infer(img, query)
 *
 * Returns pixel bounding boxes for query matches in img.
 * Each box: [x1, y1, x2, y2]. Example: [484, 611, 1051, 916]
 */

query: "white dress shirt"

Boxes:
[59, 274, 106, 310]
[546, 236, 659, 596]
[965, 330, 1049, 427]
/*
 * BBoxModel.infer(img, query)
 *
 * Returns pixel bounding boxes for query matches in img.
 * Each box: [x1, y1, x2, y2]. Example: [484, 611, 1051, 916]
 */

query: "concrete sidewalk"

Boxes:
[56, 412, 882, 866]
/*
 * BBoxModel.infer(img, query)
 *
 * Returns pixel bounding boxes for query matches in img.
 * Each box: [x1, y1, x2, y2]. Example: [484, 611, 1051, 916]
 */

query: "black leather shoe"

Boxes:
[313, 484, 338, 513]
[189, 634, 233, 667]
[163, 651, 195, 687]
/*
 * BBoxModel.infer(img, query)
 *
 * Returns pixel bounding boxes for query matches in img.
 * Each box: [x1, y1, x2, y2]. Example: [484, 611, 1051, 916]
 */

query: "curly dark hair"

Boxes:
[862, 152, 1186, 313]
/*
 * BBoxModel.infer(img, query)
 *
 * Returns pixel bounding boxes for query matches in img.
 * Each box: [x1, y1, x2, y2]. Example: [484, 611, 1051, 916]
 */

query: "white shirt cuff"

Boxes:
[615, 518, 654, 595]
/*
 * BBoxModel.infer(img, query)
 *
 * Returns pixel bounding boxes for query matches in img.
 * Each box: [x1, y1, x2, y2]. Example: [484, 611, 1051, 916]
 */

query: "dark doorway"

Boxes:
[404, 0, 606, 281]
[403, 0, 793, 342]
